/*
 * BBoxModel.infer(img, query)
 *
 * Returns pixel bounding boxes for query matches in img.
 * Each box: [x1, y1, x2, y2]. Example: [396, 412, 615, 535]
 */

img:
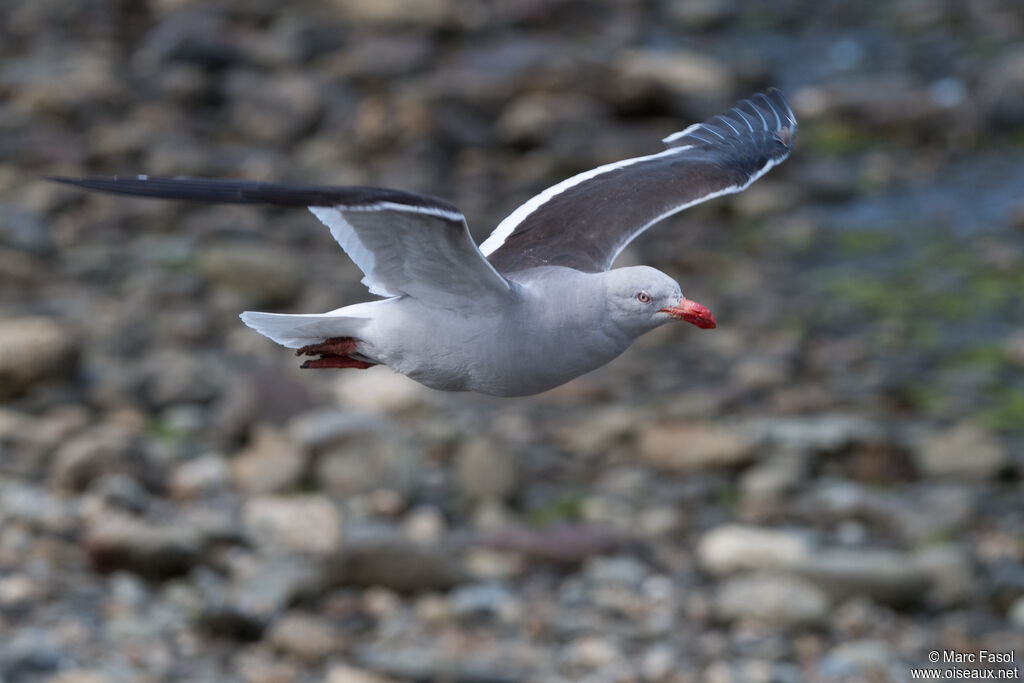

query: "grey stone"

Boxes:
[170, 454, 231, 499]
[793, 548, 928, 606]
[0, 627, 65, 677]
[225, 71, 323, 144]
[197, 243, 303, 309]
[0, 204, 53, 254]
[84, 512, 205, 579]
[714, 573, 830, 627]
[583, 555, 650, 587]
[50, 425, 139, 491]
[212, 370, 314, 444]
[638, 422, 755, 471]
[0, 479, 75, 534]
[293, 411, 421, 496]
[448, 582, 514, 618]
[614, 49, 734, 101]
[142, 350, 222, 407]
[913, 423, 1009, 480]
[0, 573, 45, 610]
[455, 437, 518, 503]
[820, 640, 899, 681]
[665, 0, 736, 29]
[243, 494, 342, 555]
[333, 0, 457, 29]
[496, 92, 608, 147]
[327, 34, 437, 81]
[809, 481, 973, 543]
[325, 665, 396, 683]
[741, 414, 885, 454]
[739, 454, 806, 504]
[333, 370, 432, 414]
[232, 425, 308, 495]
[1004, 330, 1024, 368]
[328, 525, 466, 592]
[0, 317, 77, 400]
[91, 473, 151, 513]
[1009, 595, 1024, 628]
[912, 545, 975, 607]
[697, 525, 814, 576]
[550, 406, 636, 455]
[218, 557, 329, 634]
[265, 610, 343, 663]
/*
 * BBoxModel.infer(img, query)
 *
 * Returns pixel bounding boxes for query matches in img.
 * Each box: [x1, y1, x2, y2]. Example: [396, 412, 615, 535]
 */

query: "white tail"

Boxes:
[239, 311, 369, 349]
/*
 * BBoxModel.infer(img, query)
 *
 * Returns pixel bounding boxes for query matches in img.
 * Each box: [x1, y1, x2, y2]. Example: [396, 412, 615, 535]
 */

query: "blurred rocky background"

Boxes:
[1, 0, 1023, 681]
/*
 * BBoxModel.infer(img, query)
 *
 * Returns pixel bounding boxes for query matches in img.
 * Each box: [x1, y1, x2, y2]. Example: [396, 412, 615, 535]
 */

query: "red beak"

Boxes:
[660, 298, 716, 329]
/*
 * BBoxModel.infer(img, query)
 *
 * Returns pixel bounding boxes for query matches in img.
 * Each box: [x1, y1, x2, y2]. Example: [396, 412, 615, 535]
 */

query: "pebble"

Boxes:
[91, 473, 151, 513]
[638, 422, 755, 471]
[225, 71, 323, 144]
[448, 582, 514, 619]
[0, 627, 65, 678]
[265, 610, 343, 663]
[640, 643, 678, 682]
[197, 244, 303, 309]
[583, 555, 649, 587]
[171, 454, 231, 499]
[741, 414, 885, 454]
[665, 0, 736, 29]
[698, 525, 814, 576]
[402, 505, 446, 544]
[243, 494, 342, 555]
[224, 557, 328, 630]
[84, 512, 205, 579]
[232, 425, 308, 495]
[913, 423, 1009, 480]
[794, 548, 928, 606]
[614, 48, 734, 100]
[739, 454, 805, 504]
[142, 349, 222, 408]
[311, 419, 420, 496]
[567, 635, 623, 670]
[0, 573, 45, 609]
[912, 545, 975, 607]
[325, 664, 397, 683]
[0, 317, 77, 400]
[329, 525, 466, 592]
[714, 573, 830, 627]
[1004, 330, 1024, 367]
[455, 437, 519, 503]
[1009, 595, 1024, 628]
[334, 0, 457, 29]
[50, 425, 138, 491]
[332, 370, 431, 414]
[819, 640, 899, 681]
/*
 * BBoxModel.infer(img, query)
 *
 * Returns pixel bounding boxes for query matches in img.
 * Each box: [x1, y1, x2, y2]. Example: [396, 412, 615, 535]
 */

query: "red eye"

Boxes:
[637, 291, 651, 303]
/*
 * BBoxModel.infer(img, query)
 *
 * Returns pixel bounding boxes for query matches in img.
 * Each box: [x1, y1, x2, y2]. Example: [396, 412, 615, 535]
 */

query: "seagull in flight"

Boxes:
[51, 89, 796, 396]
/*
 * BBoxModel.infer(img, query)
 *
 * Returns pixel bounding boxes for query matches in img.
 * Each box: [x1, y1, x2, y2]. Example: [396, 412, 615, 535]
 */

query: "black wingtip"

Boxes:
[38, 175, 465, 213]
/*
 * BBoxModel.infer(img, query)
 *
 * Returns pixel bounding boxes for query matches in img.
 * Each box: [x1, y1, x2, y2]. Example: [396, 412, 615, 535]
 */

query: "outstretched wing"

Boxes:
[48, 176, 512, 308]
[480, 88, 797, 274]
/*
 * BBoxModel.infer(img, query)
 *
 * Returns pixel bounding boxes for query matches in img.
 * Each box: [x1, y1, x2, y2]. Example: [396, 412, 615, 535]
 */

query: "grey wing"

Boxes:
[308, 204, 511, 307]
[48, 176, 512, 308]
[480, 88, 797, 273]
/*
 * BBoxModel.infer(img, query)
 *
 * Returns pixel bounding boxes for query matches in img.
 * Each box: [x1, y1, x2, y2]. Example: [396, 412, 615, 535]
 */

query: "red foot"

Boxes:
[301, 356, 376, 370]
[295, 336, 377, 371]
[295, 337, 360, 357]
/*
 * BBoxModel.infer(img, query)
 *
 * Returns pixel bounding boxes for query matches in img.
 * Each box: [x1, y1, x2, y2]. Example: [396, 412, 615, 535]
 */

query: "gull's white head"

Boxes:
[603, 266, 716, 335]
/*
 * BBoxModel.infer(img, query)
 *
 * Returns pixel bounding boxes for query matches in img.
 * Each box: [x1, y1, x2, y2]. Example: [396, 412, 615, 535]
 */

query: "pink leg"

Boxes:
[295, 336, 377, 371]
[301, 356, 376, 370]
[295, 337, 360, 357]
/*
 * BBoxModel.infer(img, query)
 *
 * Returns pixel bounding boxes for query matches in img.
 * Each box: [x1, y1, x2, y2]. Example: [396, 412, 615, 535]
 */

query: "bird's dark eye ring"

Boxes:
[637, 291, 651, 303]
